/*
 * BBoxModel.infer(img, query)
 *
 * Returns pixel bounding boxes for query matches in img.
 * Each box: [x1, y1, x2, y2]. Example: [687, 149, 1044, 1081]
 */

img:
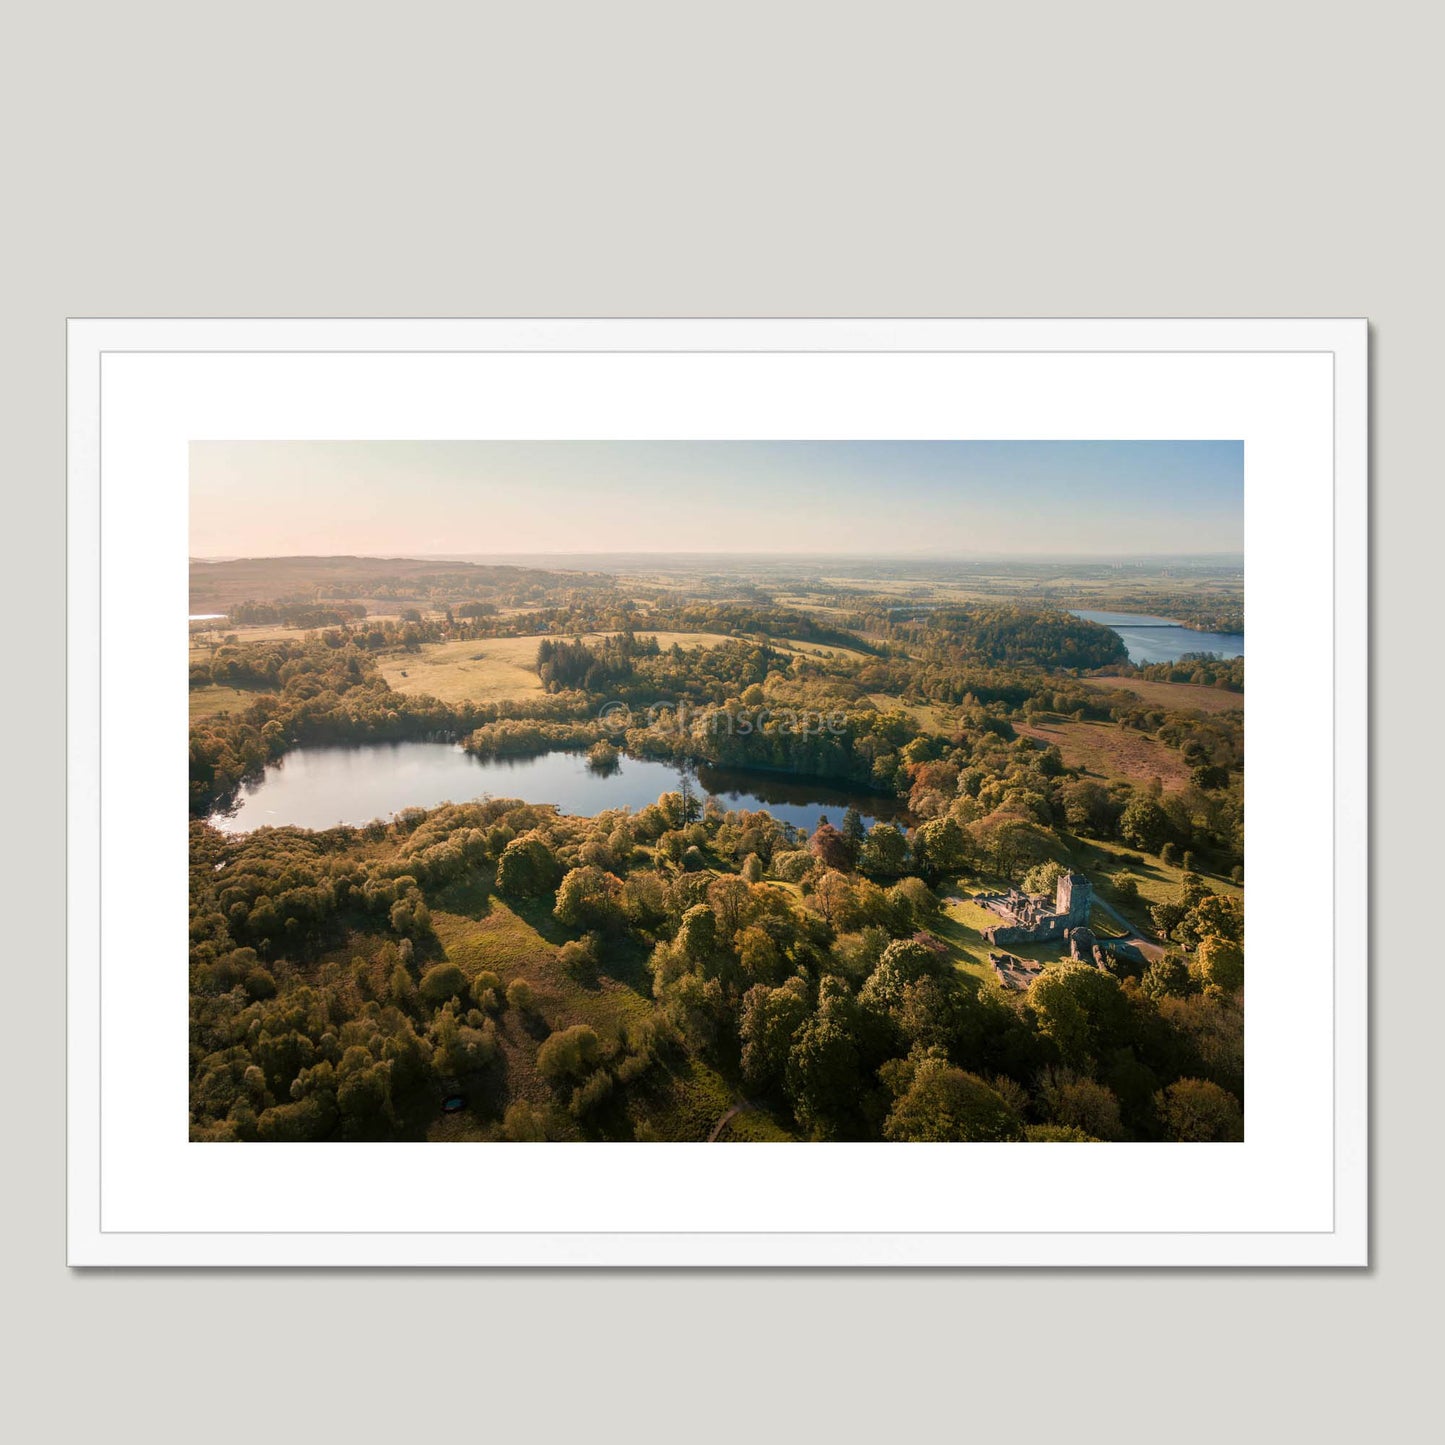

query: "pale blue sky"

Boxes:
[190, 440, 1243, 557]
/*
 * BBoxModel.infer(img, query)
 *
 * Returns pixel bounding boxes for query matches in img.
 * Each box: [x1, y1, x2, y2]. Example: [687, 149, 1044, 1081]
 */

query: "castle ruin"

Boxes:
[976, 870, 1093, 946]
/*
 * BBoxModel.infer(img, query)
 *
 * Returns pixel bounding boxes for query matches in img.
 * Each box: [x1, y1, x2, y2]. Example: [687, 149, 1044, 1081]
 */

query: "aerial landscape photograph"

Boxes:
[188, 440, 1245, 1144]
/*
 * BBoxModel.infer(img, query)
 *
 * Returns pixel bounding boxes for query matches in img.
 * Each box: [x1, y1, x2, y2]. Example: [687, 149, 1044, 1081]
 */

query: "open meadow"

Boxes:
[1014, 716, 1195, 788]
[380, 630, 871, 706]
[1081, 675, 1243, 715]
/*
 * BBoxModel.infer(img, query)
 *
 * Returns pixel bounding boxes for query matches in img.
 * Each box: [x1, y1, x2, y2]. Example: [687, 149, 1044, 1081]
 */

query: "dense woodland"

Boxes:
[189, 557, 1244, 1143]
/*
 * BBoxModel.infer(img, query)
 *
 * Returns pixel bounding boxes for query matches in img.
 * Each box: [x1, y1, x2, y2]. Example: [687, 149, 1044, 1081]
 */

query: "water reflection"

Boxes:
[209, 741, 906, 837]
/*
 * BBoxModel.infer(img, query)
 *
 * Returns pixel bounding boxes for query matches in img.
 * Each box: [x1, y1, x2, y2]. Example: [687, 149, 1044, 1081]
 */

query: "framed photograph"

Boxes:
[67, 317, 1367, 1266]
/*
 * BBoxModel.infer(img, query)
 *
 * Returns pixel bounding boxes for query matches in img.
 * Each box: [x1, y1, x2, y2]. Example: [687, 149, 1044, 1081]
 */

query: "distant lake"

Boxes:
[1072, 608, 1244, 665]
[209, 741, 906, 837]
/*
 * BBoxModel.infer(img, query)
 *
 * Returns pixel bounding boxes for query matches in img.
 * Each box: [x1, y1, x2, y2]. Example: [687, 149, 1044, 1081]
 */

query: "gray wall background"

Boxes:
[5, 2, 1431, 1438]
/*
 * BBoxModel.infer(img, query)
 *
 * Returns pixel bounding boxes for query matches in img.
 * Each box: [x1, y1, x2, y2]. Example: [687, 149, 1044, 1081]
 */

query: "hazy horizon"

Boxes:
[190, 440, 1244, 558]
[191, 548, 1243, 562]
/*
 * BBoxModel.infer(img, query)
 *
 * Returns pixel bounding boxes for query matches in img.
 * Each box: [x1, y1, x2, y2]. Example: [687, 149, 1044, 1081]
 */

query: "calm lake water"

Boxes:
[1071, 608, 1244, 666]
[209, 741, 906, 836]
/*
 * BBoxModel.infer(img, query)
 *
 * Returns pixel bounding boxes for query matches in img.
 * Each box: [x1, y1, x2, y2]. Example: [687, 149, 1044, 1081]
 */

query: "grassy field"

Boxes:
[1081, 836, 1242, 907]
[428, 881, 653, 1040]
[1082, 676, 1244, 715]
[379, 636, 550, 705]
[866, 693, 955, 730]
[779, 636, 871, 660]
[418, 873, 764, 1142]
[422, 876, 695, 1138]
[188, 684, 273, 720]
[1014, 716, 1193, 788]
[189, 622, 304, 655]
[934, 892, 1068, 983]
[380, 629, 866, 706]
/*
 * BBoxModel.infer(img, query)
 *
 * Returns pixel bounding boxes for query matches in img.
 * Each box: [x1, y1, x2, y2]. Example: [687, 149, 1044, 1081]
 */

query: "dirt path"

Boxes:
[1092, 894, 1165, 961]
[708, 1102, 751, 1142]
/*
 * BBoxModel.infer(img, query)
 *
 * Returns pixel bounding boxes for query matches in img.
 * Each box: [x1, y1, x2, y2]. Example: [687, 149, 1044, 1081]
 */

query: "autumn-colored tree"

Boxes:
[707, 873, 754, 940]
[809, 869, 854, 928]
[809, 821, 853, 872]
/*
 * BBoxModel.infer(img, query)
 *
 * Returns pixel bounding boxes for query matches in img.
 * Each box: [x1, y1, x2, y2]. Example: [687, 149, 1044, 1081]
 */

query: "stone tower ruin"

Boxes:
[1055, 870, 1091, 926]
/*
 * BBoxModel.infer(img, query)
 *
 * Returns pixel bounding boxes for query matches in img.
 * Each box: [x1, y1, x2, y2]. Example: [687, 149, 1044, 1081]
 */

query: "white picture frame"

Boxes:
[67, 317, 1367, 1267]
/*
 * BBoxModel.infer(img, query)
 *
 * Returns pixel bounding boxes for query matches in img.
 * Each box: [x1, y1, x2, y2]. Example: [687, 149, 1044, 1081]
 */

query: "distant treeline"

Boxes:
[868, 604, 1130, 671]
[1139, 655, 1244, 690]
[189, 555, 614, 614]
[227, 600, 369, 627]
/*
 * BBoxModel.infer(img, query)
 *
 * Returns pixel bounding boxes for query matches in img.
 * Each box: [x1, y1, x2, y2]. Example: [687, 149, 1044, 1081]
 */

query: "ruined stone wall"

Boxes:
[983, 914, 1073, 945]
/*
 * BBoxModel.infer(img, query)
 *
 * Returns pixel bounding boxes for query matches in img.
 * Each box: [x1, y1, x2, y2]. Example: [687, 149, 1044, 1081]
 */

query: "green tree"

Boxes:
[740, 978, 810, 1093]
[738, 925, 786, 985]
[1155, 1078, 1244, 1141]
[785, 1011, 862, 1139]
[536, 1025, 602, 1085]
[1119, 795, 1170, 853]
[1026, 963, 1129, 1070]
[418, 961, 467, 1008]
[707, 873, 754, 940]
[858, 822, 910, 878]
[470, 969, 502, 1011]
[911, 815, 967, 880]
[883, 1058, 1024, 1142]
[1038, 1069, 1125, 1141]
[1196, 934, 1244, 992]
[1025, 1123, 1097, 1141]
[676, 903, 720, 966]
[495, 832, 560, 897]
[1190, 892, 1244, 945]
[1140, 951, 1192, 1000]
[860, 937, 949, 1014]
[554, 865, 623, 932]
[1021, 860, 1066, 896]
[503, 1100, 553, 1141]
